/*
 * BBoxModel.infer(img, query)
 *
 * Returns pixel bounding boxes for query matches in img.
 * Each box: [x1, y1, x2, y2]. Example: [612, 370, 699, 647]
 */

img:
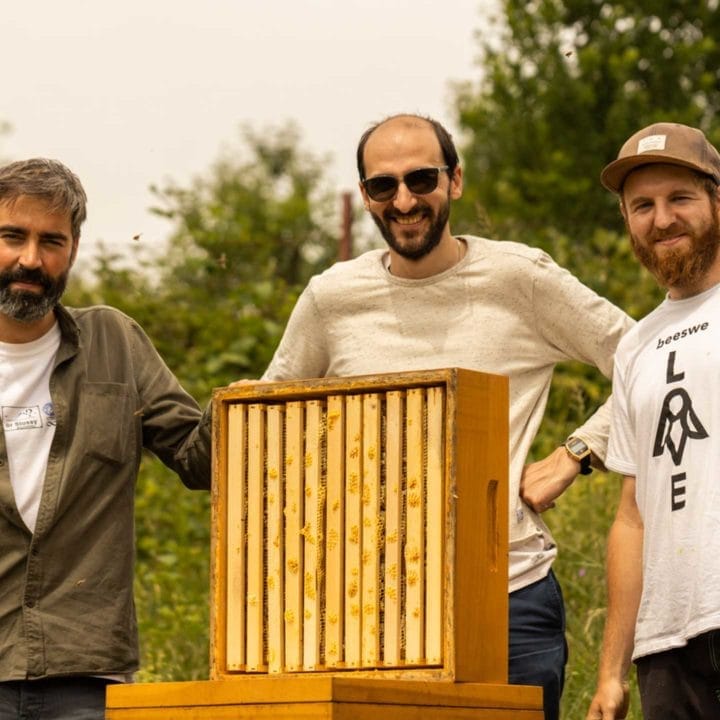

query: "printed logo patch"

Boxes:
[43, 402, 56, 427]
[2, 405, 44, 431]
[638, 134, 667, 153]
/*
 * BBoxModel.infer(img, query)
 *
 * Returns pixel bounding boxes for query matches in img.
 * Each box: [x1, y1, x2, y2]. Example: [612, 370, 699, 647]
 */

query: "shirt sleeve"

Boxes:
[532, 251, 635, 463]
[129, 317, 211, 490]
[262, 281, 331, 381]
[605, 353, 637, 476]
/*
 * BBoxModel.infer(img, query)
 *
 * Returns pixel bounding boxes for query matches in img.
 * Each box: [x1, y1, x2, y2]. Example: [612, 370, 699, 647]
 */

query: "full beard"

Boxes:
[0, 267, 67, 323]
[630, 213, 720, 291]
[370, 193, 451, 261]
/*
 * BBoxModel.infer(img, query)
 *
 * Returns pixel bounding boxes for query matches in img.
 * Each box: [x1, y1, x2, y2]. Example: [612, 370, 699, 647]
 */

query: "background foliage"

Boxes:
[56, 2, 720, 717]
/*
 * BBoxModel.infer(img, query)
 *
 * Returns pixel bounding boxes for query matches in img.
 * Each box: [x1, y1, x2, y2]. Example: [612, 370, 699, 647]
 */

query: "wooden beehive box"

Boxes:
[210, 368, 509, 684]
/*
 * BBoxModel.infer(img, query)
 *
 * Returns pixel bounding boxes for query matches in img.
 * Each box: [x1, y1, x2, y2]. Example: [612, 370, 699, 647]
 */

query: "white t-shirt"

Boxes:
[607, 283, 720, 660]
[0, 322, 61, 532]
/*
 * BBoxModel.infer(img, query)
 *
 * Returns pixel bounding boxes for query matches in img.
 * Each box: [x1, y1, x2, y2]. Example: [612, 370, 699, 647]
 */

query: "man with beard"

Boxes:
[261, 113, 634, 720]
[0, 158, 210, 719]
[586, 123, 720, 720]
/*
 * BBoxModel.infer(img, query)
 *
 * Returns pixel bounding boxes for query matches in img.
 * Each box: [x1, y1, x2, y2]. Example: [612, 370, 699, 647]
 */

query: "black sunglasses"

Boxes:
[362, 165, 450, 202]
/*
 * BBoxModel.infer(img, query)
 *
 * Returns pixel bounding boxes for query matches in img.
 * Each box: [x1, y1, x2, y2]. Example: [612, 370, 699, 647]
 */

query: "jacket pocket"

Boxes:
[81, 383, 132, 464]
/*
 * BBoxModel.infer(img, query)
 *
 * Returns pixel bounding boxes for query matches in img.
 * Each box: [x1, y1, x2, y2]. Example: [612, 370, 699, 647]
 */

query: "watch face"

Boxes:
[567, 437, 589, 455]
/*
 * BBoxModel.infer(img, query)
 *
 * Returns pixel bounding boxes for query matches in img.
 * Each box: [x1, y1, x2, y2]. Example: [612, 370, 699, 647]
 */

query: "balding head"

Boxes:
[356, 114, 459, 181]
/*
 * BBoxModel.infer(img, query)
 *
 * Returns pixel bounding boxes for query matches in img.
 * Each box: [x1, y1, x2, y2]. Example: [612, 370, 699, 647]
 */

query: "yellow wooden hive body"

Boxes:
[211, 368, 509, 683]
[107, 368, 544, 718]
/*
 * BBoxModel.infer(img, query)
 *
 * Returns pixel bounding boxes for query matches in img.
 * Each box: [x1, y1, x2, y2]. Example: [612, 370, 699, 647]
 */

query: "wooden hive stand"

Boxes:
[107, 368, 543, 719]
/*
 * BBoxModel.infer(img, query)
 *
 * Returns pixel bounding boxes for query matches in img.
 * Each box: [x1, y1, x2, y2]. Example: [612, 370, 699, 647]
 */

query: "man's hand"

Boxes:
[228, 378, 262, 388]
[520, 445, 582, 512]
[585, 679, 630, 719]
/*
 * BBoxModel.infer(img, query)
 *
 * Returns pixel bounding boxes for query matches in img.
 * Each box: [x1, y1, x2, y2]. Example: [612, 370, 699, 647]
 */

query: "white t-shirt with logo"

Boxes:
[0, 323, 61, 533]
[607, 283, 720, 660]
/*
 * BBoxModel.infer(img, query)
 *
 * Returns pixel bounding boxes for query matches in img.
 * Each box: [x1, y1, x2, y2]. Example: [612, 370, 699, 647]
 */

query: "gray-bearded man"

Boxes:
[0, 158, 210, 719]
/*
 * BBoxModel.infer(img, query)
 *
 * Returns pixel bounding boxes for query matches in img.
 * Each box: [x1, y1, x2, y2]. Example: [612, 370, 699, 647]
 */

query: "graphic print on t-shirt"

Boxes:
[652, 350, 708, 511]
[2, 405, 46, 432]
[652, 350, 708, 465]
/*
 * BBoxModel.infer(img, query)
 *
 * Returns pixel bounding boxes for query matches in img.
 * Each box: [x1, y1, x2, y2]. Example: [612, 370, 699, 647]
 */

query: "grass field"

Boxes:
[549, 470, 641, 719]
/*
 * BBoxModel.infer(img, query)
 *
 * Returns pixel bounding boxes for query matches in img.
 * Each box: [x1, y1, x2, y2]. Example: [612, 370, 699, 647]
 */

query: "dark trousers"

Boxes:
[0, 678, 112, 720]
[637, 628, 720, 719]
[509, 570, 568, 720]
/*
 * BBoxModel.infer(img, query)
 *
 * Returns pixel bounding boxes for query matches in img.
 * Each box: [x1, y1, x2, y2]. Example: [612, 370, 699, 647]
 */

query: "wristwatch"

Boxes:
[564, 436, 592, 475]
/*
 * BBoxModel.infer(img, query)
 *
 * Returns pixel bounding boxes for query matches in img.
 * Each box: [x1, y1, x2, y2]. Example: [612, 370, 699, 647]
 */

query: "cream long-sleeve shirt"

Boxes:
[263, 236, 633, 591]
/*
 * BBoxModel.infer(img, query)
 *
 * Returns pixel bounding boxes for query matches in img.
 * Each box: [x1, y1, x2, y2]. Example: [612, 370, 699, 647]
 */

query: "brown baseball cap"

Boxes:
[601, 122, 720, 193]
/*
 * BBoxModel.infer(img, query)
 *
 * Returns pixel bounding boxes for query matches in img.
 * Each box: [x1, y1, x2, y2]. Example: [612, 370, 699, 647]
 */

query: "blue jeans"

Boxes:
[509, 570, 568, 720]
[0, 678, 112, 720]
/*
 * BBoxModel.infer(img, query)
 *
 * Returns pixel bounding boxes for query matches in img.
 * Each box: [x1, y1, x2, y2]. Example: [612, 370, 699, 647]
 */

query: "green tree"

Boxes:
[452, 2, 720, 716]
[70, 121, 337, 398]
[65, 122, 338, 680]
[454, 0, 720, 246]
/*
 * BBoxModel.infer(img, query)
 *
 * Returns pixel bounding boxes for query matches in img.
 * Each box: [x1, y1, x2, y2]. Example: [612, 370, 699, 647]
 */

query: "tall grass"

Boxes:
[548, 470, 641, 719]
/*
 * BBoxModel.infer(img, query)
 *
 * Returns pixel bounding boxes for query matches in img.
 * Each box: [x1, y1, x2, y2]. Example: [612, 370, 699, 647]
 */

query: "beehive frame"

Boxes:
[210, 368, 508, 683]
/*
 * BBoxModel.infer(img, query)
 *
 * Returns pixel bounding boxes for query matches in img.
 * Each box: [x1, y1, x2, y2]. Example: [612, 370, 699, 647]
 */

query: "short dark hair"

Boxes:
[0, 158, 87, 239]
[356, 114, 460, 180]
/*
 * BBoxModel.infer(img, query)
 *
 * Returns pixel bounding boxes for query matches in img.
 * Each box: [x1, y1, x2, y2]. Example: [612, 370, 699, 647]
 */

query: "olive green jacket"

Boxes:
[0, 305, 211, 679]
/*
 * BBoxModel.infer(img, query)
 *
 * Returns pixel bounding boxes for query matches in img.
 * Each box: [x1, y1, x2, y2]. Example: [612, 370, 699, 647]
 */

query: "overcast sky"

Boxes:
[1, 0, 491, 265]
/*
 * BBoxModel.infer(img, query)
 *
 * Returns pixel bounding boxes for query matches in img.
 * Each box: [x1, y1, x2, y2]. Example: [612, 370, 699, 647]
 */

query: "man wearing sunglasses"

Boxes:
[262, 113, 633, 720]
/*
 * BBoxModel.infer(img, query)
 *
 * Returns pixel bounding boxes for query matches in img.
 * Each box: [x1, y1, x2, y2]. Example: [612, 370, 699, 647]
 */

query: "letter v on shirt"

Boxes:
[0, 323, 61, 532]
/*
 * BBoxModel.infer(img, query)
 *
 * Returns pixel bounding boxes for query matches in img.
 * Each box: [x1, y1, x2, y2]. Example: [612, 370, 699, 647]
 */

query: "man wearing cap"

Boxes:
[586, 122, 720, 720]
